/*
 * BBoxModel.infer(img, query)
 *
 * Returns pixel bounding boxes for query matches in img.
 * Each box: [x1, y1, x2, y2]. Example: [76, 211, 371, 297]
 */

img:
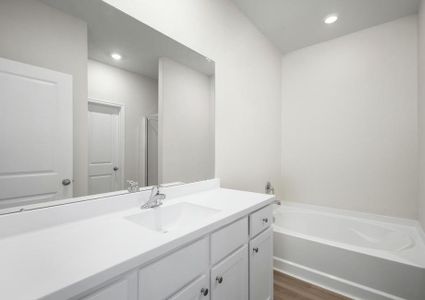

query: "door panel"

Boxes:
[169, 275, 210, 300]
[210, 245, 248, 300]
[139, 237, 209, 300]
[88, 102, 121, 195]
[249, 228, 273, 300]
[0, 57, 72, 208]
[78, 271, 137, 300]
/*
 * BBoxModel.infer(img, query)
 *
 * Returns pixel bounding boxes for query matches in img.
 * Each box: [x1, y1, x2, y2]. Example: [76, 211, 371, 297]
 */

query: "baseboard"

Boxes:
[273, 257, 403, 300]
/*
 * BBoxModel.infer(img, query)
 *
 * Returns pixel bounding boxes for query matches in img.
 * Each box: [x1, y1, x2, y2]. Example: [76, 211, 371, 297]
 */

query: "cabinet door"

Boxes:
[210, 245, 248, 300]
[78, 271, 137, 300]
[139, 237, 209, 299]
[169, 274, 210, 300]
[249, 228, 273, 300]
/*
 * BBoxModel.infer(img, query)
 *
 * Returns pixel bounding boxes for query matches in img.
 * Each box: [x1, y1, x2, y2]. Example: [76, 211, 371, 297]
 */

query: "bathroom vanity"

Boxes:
[0, 180, 275, 300]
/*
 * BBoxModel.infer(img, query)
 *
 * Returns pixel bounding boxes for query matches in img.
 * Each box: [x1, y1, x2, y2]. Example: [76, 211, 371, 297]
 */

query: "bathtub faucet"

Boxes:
[273, 199, 281, 206]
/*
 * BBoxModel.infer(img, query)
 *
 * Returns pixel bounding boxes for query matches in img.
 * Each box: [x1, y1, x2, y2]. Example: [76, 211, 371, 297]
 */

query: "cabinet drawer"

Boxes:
[249, 205, 272, 238]
[139, 237, 209, 300]
[169, 274, 210, 300]
[211, 217, 248, 265]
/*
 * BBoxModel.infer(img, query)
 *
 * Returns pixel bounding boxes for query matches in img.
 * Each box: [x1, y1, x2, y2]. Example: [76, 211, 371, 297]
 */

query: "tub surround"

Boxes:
[280, 15, 418, 219]
[273, 202, 425, 300]
[0, 179, 274, 300]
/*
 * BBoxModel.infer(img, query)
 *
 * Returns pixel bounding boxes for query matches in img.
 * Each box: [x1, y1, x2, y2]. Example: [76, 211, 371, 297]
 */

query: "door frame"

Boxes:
[144, 114, 158, 186]
[88, 98, 125, 190]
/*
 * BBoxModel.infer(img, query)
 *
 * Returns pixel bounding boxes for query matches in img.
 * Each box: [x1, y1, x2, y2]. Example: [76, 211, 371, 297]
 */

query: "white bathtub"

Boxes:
[273, 202, 425, 300]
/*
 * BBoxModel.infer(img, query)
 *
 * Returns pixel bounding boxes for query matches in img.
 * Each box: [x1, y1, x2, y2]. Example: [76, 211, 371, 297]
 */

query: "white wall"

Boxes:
[0, 0, 88, 196]
[281, 16, 418, 218]
[87, 60, 158, 186]
[158, 58, 214, 184]
[103, 0, 282, 194]
[419, 1, 425, 229]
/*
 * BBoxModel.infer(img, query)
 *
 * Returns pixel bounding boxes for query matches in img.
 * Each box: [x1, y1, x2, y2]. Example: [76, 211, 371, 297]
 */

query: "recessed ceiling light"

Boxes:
[324, 14, 338, 24]
[111, 53, 122, 60]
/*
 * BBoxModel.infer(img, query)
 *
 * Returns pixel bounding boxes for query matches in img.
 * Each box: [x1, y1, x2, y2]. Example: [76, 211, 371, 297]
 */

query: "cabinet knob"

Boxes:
[200, 288, 209, 296]
[62, 179, 72, 186]
[216, 276, 223, 284]
[262, 217, 269, 224]
[253, 247, 259, 253]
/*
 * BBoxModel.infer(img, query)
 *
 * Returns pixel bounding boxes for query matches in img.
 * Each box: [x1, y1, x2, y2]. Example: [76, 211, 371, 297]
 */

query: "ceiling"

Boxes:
[231, 0, 420, 54]
[41, 0, 214, 79]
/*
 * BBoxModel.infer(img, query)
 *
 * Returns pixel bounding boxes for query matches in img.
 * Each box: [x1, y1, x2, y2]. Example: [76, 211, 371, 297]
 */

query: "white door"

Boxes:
[88, 101, 123, 195]
[249, 228, 273, 300]
[0, 57, 72, 209]
[211, 245, 248, 300]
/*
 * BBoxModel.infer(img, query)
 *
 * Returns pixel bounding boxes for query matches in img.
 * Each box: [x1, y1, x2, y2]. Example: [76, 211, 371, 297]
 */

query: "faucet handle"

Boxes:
[126, 180, 139, 193]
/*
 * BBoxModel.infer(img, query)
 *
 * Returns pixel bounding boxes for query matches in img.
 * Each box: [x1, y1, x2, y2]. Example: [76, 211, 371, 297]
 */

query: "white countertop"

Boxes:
[0, 184, 274, 300]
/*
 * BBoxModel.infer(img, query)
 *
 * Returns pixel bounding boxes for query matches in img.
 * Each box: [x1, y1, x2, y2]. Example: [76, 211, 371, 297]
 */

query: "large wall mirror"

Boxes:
[0, 0, 215, 210]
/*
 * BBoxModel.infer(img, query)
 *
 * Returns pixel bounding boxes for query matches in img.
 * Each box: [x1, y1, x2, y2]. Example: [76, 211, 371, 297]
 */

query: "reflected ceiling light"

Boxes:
[324, 14, 338, 24]
[111, 53, 122, 60]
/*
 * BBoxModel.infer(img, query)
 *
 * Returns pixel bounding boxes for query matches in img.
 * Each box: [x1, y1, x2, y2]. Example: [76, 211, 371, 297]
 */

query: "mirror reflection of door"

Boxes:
[88, 100, 124, 195]
[0, 58, 73, 208]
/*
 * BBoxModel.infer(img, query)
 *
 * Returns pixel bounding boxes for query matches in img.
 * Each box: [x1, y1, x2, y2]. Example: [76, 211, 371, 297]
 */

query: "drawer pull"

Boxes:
[262, 218, 269, 224]
[216, 276, 223, 284]
[200, 288, 209, 296]
[253, 247, 259, 253]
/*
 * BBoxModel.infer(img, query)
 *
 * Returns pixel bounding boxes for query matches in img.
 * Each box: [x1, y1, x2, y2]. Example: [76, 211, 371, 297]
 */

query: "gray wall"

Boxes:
[158, 58, 214, 184]
[0, 0, 89, 196]
[281, 16, 418, 218]
[87, 59, 158, 186]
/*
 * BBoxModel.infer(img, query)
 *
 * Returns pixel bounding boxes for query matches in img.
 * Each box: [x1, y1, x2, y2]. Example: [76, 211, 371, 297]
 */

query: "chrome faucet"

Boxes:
[127, 180, 139, 193]
[141, 185, 166, 209]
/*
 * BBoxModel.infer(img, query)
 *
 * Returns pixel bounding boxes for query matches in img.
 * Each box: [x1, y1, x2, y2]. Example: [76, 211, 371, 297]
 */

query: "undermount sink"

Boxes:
[125, 202, 220, 233]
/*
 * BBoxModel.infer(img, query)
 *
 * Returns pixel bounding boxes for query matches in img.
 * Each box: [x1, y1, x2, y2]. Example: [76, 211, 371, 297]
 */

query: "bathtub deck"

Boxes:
[274, 271, 351, 300]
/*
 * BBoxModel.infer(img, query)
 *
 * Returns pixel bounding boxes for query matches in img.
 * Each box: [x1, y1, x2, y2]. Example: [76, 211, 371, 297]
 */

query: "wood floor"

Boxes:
[273, 271, 352, 300]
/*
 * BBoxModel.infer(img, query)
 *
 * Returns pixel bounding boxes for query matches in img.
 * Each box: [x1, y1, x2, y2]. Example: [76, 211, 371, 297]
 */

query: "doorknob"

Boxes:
[200, 288, 209, 296]
[113, 167, 119, 171]
[62, 179, 71, 186]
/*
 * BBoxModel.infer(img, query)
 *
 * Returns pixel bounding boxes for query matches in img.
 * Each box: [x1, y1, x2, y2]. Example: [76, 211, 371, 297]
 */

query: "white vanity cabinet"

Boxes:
[77, 204, 273, 300]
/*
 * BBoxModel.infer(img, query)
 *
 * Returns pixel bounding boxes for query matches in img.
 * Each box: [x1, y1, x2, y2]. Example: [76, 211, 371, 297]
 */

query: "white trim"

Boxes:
[273, 257, 403, 300]
[158, 59, 164, 184]
[88, 97, 125, 190]
[144, 113, 159, 186]
[144, 116, 148, 186]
